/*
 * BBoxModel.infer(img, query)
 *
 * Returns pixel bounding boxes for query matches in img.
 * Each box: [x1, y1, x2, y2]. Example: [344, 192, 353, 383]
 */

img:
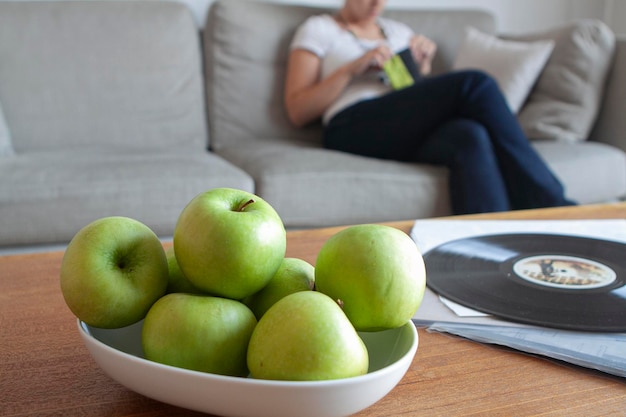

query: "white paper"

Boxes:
[426, 323, 626, 377]
[410, 219, 626, 378]
[439, 296, 489, 317]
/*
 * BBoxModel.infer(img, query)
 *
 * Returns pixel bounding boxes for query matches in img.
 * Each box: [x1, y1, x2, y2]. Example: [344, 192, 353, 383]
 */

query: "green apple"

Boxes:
[243, 257, 315, 319]
[142, 293, 257, 376]
[314, 224, 426, 331]
[247, 291, 369, 381]
[173, 188, 286, 300]
[164, 246, 204, 295]
[60, 216, 168, 329]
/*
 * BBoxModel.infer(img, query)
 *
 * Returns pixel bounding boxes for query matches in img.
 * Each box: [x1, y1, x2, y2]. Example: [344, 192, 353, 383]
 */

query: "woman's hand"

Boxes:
[409, 35, 437, 75]
[351, 44, 393, 74]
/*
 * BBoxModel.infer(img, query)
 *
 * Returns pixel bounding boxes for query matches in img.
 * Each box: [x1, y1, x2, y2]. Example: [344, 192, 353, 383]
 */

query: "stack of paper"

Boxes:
[410, 219, 626, 378]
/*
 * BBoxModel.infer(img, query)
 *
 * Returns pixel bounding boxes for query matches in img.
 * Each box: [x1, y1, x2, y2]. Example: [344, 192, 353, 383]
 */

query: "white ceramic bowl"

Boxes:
[78, 319, 418, 417]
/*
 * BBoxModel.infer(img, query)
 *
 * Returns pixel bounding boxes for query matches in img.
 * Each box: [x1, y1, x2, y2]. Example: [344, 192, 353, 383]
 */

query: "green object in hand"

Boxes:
[383, 54, 415, 90]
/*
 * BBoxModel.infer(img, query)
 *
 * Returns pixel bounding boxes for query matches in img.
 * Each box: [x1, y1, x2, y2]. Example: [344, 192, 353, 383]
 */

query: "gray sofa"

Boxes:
[1, 0, 625, 248]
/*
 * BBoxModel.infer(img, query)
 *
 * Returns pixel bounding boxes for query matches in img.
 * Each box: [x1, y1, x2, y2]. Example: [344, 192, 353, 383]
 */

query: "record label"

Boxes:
[512, 255, 617, 290]
[423, 233, 626, 332]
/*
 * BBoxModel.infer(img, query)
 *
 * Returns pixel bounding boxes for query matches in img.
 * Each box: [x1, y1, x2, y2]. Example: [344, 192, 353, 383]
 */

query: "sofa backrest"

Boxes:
[0, 0, 207, 153]
[591, 35, 626, 149]
[203, 0, 495, 150]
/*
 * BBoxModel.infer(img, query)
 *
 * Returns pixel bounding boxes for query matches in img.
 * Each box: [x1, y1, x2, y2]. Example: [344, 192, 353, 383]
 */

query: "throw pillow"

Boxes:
[453, 26, 555, 113]
[0, 100, 15, 157]
[511, 20, 616, 142]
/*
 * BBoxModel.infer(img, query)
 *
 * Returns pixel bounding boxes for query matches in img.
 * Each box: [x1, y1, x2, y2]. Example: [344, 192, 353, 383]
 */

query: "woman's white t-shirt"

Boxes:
[290, 14, 415, 124]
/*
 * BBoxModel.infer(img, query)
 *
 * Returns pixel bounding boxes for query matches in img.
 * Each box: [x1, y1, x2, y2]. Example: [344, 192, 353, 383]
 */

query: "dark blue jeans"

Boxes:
[324, 70, 574, 214]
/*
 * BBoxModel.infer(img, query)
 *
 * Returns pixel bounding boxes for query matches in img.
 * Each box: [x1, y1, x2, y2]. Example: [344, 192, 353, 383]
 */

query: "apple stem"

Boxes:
[237, 199, 255, 212]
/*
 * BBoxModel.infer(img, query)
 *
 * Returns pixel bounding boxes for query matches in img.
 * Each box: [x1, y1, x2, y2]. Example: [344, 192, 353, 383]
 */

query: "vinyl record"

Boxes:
[423, 233, 626, 332]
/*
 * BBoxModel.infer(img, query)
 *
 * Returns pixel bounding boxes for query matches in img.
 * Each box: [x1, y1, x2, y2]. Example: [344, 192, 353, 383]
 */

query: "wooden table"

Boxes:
[2, 204, 626, 416]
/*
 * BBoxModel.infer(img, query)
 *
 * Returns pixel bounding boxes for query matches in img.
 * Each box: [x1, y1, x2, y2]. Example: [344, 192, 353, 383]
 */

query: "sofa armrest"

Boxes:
[590, 35, 626, 151]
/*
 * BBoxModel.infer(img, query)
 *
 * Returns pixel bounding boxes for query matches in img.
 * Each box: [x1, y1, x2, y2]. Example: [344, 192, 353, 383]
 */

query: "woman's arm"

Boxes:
[284, 46, 392, 127]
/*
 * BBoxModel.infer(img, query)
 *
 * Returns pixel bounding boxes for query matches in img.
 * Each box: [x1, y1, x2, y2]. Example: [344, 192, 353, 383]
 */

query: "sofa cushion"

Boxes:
[218, 142, 451, 227]
[0, 152, 254, 246]
[513, 20, 616, 142]
[0, 100, 14, 157]
[590, 36, 626, 148]
[0, 0, 207, 153]
[205, 0, 329, 150]
[453, 27, 554, 113]
[533, 141, 626, 203]
[215, 139, 626, 227]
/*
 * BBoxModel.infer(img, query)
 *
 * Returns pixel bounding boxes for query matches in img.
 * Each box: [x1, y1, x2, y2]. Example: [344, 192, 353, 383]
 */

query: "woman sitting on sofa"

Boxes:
[283, 0, 574, 215]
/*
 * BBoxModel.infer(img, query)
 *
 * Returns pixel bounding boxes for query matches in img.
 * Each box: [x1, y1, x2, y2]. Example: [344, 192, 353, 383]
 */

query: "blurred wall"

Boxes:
[182, 0, 622, 34]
